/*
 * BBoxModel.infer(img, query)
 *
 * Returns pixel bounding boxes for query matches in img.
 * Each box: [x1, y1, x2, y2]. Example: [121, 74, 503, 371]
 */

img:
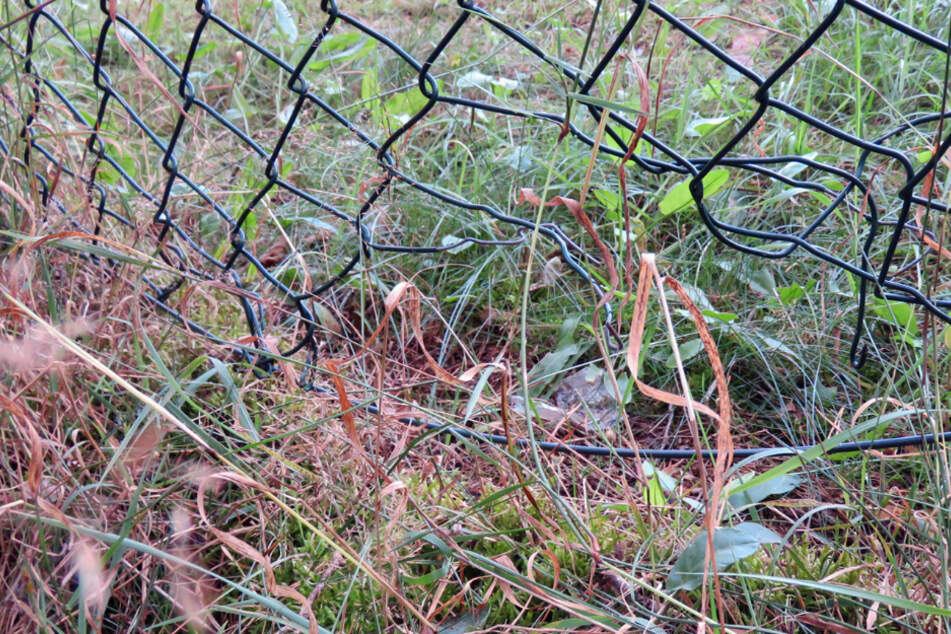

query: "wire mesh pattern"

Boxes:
[3, 1, 951, 456]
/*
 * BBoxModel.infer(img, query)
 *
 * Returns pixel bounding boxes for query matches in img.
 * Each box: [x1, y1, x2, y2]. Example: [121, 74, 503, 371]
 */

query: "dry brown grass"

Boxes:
[2, 1, 951, 632]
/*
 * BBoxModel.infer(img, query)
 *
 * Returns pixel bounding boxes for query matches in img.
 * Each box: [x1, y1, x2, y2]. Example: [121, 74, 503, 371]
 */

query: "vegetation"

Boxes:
[1, 0, 950, 632]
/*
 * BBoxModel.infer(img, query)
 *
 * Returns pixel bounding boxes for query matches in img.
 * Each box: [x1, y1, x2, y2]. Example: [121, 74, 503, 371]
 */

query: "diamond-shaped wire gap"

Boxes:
[157, 4, 379, 358]
[451, 2, 786, 207]
[572, 2, 772, 174]
[689, 1, 951, 301]
[262, 11, 397, 228]
[363, 6, 625, 259]
[82, 7, 283, 354]
[86, 10, 195, 244]
[322, 5, 632, 365]
[760, 1, 949, 146]
[864, 117, 951, 313]
[255, 102, 380, 285]
[207, 12, 388, 337]
[159, 17, 295, 271]
[304, 3, 433, 261]
[14, 7, 137, 239]
[171, 5, 363, 262]
[693, 113, 885, 251]
[334, 1, 632, 180]
[640, 3, 937, 262]
[417, 2, 666, 169]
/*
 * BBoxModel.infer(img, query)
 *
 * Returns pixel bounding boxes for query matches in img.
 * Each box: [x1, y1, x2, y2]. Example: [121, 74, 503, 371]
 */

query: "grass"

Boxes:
[2, 0, 951, 632]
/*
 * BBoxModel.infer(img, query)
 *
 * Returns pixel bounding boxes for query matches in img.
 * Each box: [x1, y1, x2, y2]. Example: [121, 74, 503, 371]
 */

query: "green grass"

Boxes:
[1, 0, 951, 632]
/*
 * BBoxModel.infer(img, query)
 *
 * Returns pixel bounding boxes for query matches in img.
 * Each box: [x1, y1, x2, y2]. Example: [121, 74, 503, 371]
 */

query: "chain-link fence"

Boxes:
[4, 0, 951, 456]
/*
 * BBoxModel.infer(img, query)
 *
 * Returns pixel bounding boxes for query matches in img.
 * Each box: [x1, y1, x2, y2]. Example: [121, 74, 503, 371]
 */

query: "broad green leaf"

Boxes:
[777, 283, 804, 305]
[98, 152, 136, 185]
[666, 337, 703, 368]
[684, 115, 736, 137]
[667, 281, 714, 311]
[727, 472, 801, 511]
[462, 364, 500, 424]
[667, 522, 782, 592]
[702, 309, 737, 323]
[192, 41, 218, 60]
[308, 32, 377, 71]
[604, 125, 637, 153]
[556, 314, 581, 347]
[566, 92, 646, 117]
[491, 76, 519, 96]
[777, 153, 817, 178]
[402, 560, 450, 586]
[361, 68, 383, 125]
[809, 190, 832, 206]
[272, 0, 298, 43]
[658, 169, 730, 216]
[643, 460, 677, 506]
[870, 298, 919, 338]
[749, 268, 775, 296]
[727, 411, 923, 501]
[241, 208, 257, 244]
[78, 109, 96, 127]
[279, 267, 299, 286]
[146, 3, 164, 40]
[593, 188, 620, 213]
[385, 88, 428, 118]
[527, 343, 580, 394]
[315, 31, 361, 51]
[644, 474, 665, 506]
[814, 382, 838, 404]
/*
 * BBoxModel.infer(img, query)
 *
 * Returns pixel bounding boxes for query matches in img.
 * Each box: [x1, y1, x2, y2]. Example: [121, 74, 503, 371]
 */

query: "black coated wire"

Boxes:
[3, 0, 950, 459]
[406, 416, 951, 461]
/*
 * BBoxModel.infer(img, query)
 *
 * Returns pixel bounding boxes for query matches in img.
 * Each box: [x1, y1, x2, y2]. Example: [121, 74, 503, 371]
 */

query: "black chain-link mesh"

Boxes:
[4, 1, 951, 456]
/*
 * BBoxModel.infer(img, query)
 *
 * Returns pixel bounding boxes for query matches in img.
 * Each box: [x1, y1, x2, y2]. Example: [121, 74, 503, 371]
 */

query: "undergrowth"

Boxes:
[1, 0, 950, 632]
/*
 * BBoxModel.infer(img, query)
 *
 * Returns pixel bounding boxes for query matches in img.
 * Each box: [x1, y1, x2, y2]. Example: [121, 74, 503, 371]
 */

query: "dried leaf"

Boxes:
[627, 253, 734, 620]
[258, 241, 290, 267]
[727, 28, 768, 66]
[516, 187, 542, 207]
[625, 257, 722, 422]
[323, 359, 361, 452]
[123, 423, 164, 473]
[385, 281, 463, 386]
